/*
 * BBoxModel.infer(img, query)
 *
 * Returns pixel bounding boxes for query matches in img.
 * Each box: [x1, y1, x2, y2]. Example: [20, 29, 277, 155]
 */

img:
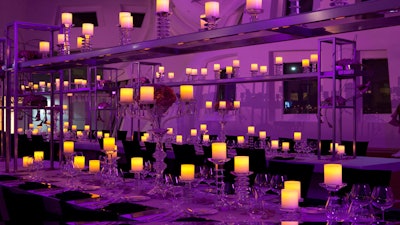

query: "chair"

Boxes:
[17, 134, 31, 157]
[143, 142, 157, 163]
[319, 139, 332, 155]
[117, 130, 128, 141]
[225, 135, 238, 143]
[133, 131, 146, 142]
[341, 140, 369, 156]
[235, 148, 268, 175]
[122, 140, 143, 171]
[171, 143, 198, 176]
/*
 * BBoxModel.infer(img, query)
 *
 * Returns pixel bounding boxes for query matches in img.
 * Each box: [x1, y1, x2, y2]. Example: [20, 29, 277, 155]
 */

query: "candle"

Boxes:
[64, 141, 74, 153]
[84, 125, 90, 131]
[271, 140, 279, 149]
[233, 101, 240, 109]
[293, 132, 302, 141]
[201, 68, 207, 76]
[119, 12, 131, 25]
[17, 128, 23, 134]
[246, 0, 262, 9]
[205, 1, 220, 18]
[34, 151, 44, 162]
[302, 59, 310, 67]
[29, 123, 34, 129]
[260, 66, 268, 73]
[77, 131, 83, 138]
[74, 156, 85, 169]
[310, 54, 318, 63]
[156, 0, 170, 13]
[39, 41, 50, 53]
[200, 124, 207, 132]
[33, 84, 39, 90]
[281, 189, 299, 209]
[233, 60, 240, 67]
[140, 86, 154, 102]
[47, 127, 51, 133]
[248, 126, 255, 135]
[337, 145, 345, 155]
[203, 134, 210, 142]
[104, 133, 110, 138]
[120, 88, 134, 103]
[180, 164, 195, 181]
[284, 181, 301, 200]
[167, 128, 173, 135]
[103, 137, 116, 151]
[47, 83, 51, 90]
[176, 135, 183, 144]
[282, 142, 290, 151]
[219, 101, 226, 109]
[97, 131, 103, 139]
[281, 222, 299, 225]
[77, 37, 84, 48]
[81, 79, 87, 86]
[237, 136, 245, 144]
[32, 129, 39, 136]
[213, 64, 220, 71]
[185, 68, 192, 75]
[64, 81, 69, 88]
[23, 156, 33, 168]
[190, 129, 197, 137]
[324, 164, 342, 185]
[250, 63, 258, 72]
[61, 105, 67, 111]
[330, 143, 339, 152]
[226, 66, 233, 75]
[89, 160, 100, 173]
[180, 85, 194, 101]
[275, 56, 283, 64]
[167, 72, 174, 79]
[259, 131, 267, 139]
[82, 23, 94, 36]
[234, 156, 249, 173]
[141, 135, 148, 142]
[191, 69, 198, 76]
[57, 33, 65, 45]
[205, 101, 213, 109]
[211, 142, 226, 160]
[63, 128, 68, 134]
[120, 15, 133, 28]
[61, 12, 73, 25]
[96, 75, 101, 81]
[131, 157, 144, 172]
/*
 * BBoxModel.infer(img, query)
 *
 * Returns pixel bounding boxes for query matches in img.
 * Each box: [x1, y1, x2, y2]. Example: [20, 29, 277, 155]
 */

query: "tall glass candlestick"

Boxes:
[203, 1, 220, 30]
[82, 23, 94, 52]
[156, 0, 171, 39]
[61, 12, 73, 55]
[120, 15, 134, 45]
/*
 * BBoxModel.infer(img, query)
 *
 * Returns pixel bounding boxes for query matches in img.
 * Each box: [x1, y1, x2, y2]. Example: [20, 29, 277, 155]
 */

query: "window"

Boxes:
[283, 62, 317, 114]
[131, 13, 145, 28]
[362, 58, 391, 114]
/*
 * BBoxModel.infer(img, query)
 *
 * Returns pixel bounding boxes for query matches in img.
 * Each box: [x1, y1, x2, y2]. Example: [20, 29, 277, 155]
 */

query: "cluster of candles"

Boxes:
[274, 55, 318, 68]
[20, 81, 52, 92]
[120, 85, 194, 104]
[205, 100, 241, 110]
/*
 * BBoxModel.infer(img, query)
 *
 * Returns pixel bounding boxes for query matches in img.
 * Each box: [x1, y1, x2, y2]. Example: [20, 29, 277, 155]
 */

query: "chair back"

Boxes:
[117, 130, 128, 141]
[340, 168, 391, 194]
[341, 140, 369, 156]
[235, 148, 268, 174]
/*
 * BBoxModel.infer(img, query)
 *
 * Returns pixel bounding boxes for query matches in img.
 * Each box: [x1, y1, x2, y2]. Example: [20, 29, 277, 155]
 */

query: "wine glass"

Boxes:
[350, 183, 371, 206]
[253, 173, 271, 197]
[270, 174, 287, 195]
[371, 186, 394, 222]
[226, 140, 236, 155]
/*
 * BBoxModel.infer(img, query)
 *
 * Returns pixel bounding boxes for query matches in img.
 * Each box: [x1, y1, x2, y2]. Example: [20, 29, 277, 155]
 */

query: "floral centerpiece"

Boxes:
[153, 84, 177, 116]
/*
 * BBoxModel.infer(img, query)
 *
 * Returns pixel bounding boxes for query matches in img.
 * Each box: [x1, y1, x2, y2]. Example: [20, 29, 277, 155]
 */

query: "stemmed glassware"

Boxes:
[371, 186, 394, 222]
[270, 174, 287, 195]
[348, 183, 374, 222]
[253, 173, 272, 197]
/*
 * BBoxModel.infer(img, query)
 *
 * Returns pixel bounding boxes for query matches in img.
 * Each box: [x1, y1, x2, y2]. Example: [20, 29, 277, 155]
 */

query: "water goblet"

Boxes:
[371, 186, 394, 222]
[253, 173, 272, 197]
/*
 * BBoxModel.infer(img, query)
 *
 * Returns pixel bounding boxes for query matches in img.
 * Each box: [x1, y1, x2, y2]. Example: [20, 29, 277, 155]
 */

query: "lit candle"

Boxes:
[330, 143, 339, 152]
[248, 126, 255, 135]
[200, 14, 207, 29]
[282, 142, 290, 151]
[140, 86, 154, 102]
[74, 155, 85, 169]
[250, 63, 258, 72]
[234, 156, 249, 173]
[167, 72, 174, 79]
[226, 66, 233, 75]
[205, 101, 213, 109]
[33, 84, 39, 90]
[63, 81, 69, 88]
[96, 75, 101, 81]
[176, 135, 183, 144]
[219, 101, 226, 109]
[190, 129, 197, 137]
[61, 12, 73, 26]
[103, 137, 116, 151]
[120, 88, 134, 103]
[131, 157, 144, 172]
[284, 181, 301, 200]
[246, 0, 262, 9]
[237, 136, 245, 144]
[167, 128, 173, 135]
[260, 65, 268, 73]
[191, 69, 198, 76]
[211, 142, 226, 160]
[64, 141, 74, 153]
[324, 164, 342, 185]
[23, 156, 33, 168]
[39, 41, 50, 53]
[81, 79, 87, 86]
[32, 129, 39, 135]
[17, 128, 23, 134]
[156, 0, 170, 13]
[233, 60, 240, 67]
[233, 101, 240, 109]
[77, 37, 83, 48]
[77, 131, 83, 138]
[310, 54, 318, 63]
[200, 124, 207, 132]
[337, 145, 345, 155]
[97, 131, 103, 139]
[47, 83, 51, 90]
[259, 131, 267, 139]
[141, 135, 148, 142]
[213, 64, 220, 71]
[281, 222, 299, 225]
[281, 189, 299, 209]
[29, 123, 34, 129]
[89, 160, 100, 173]
[271, 140, 279, 149]
[180, 164, 195, 181]
[293, 132, 302, 141]
[180, 85, 194, 101]
[119, 12, 131, 25]
[82, 23, 94, 36]
[205, 1, 220, 18]
[275, 56, 283, 64]
[47, 127, 51, 133]
[34, 151, 44, 162]
[120, 15, 133, 28]
[104, 133, 110, 138]
[302, 59, 310, 67]
[201, 68, 208, 76]
[57, 33, 65, 45]
[84, 125, 90, 131]
[63, 128, 68, 134]
[203, 134, 210, 142]
[185, 68, 192, 75]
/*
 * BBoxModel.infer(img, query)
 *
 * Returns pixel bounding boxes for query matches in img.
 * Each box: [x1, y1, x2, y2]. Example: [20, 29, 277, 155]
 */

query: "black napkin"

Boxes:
[54, 190, 93, 201]
[272, 156, 295, 160]
[18, 181, 54, 190]
[0, 175, 19, 181]
[175, 217, 219, 222]
[101, 202, 155, 215]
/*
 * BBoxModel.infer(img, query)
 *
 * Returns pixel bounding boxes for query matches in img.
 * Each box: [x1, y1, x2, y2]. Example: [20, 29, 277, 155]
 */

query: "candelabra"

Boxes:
[246, 8, 264, 22]
[120, 27, 133, 45]
[156, 12, 171, 39]
[202, 16, 220, 30]
[62, 24, 72, 55]
[101, 149, 121, 187]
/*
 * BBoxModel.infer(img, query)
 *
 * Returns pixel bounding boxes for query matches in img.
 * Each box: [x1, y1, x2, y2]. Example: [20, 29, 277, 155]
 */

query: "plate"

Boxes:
[124, 195, 151, 202]
[301, 207, 325, 214]
[186, 207, 218, 216]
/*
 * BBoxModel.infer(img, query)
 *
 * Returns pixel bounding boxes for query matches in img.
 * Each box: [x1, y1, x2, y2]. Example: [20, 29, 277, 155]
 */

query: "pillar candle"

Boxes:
[64, 141, 74, 153]
[302, 59, 310, 67]
[260, 66, 268, 73]
[281, 189, 299, 209]
[33, 84, 39, 90]
[180, 164, 195, 181]
[17, 128, 23, 134]
[185, 68, 192, 75]
[234, 156, 249, 173]
[200, 124, 207, 132]
[248, 126, 255, 135]
[34, 151, 44, 162]
[219, 101, 226, 109]
[158, 66, 165, 74]
[120, 88, 134, 103]
[82, 23, 94, 36]
[203, 134, 210, 142]
[282, 142, 290, 151]
[39, 81, 45, 88]
[284, 180, 301, 200]
[103, 137, 116, 151]
[61, 12, 73, 26]
[81, 79, 87, 86]
[191, 69, 198, 76]
[57, 34, 65, 45]
[104, 133, 110, 138]
[119, 12, 131, 25]
[337, 145, 345, 155]
[190, 129, 197, 137]
[226, 66, 233, 75]
[71, 125, 77, 131]
[233, 60, 240, 67]
[275, 57, 283, 64]
[77, 131, 83, 138]
[120, 15, 133, 28]
[211, 142, 226, 160]
[167, 127, 173, 135]
[250, 63, 258, 72]
[310, 54, 318, 63]
[156, 0, 170, 13]
[39, 41, 50, 53]
[74, 156, 85, 169]
[23, 156, 34, 167]
[293, 132, 301, 141]
[64, 81, 69, 88]
[78, 36, 84, 47]
[324, 164, 342, 185]
[205, 101, 213, 109]
[96, 75, 101, 81]
[201, 68, 207, 75]
[246, 0, 262, 9]
[97, 131, 103, 139]
[233, 101, 240, 109]
[63, 105, 68, 110]
[176, 135, 183, 144]
[237, 136, 245, 144]
[131, 157, 143, 172]
[205, 1, 220, 18]
[259, 131, 266, 139]
[167, 72, 174, 79]
[89, 160, 100, 173]
[84, 125, 90, 131]
[47, 83, 51, 90]
[180, 85, 194, 101]
[140, 86, 154, 102]
[213, 64, 220, 71]
[32, 129, 39, 135]
[271, 140, 279, 149]
[29, 123, 34, 129]
[141, 135, 148, 142]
